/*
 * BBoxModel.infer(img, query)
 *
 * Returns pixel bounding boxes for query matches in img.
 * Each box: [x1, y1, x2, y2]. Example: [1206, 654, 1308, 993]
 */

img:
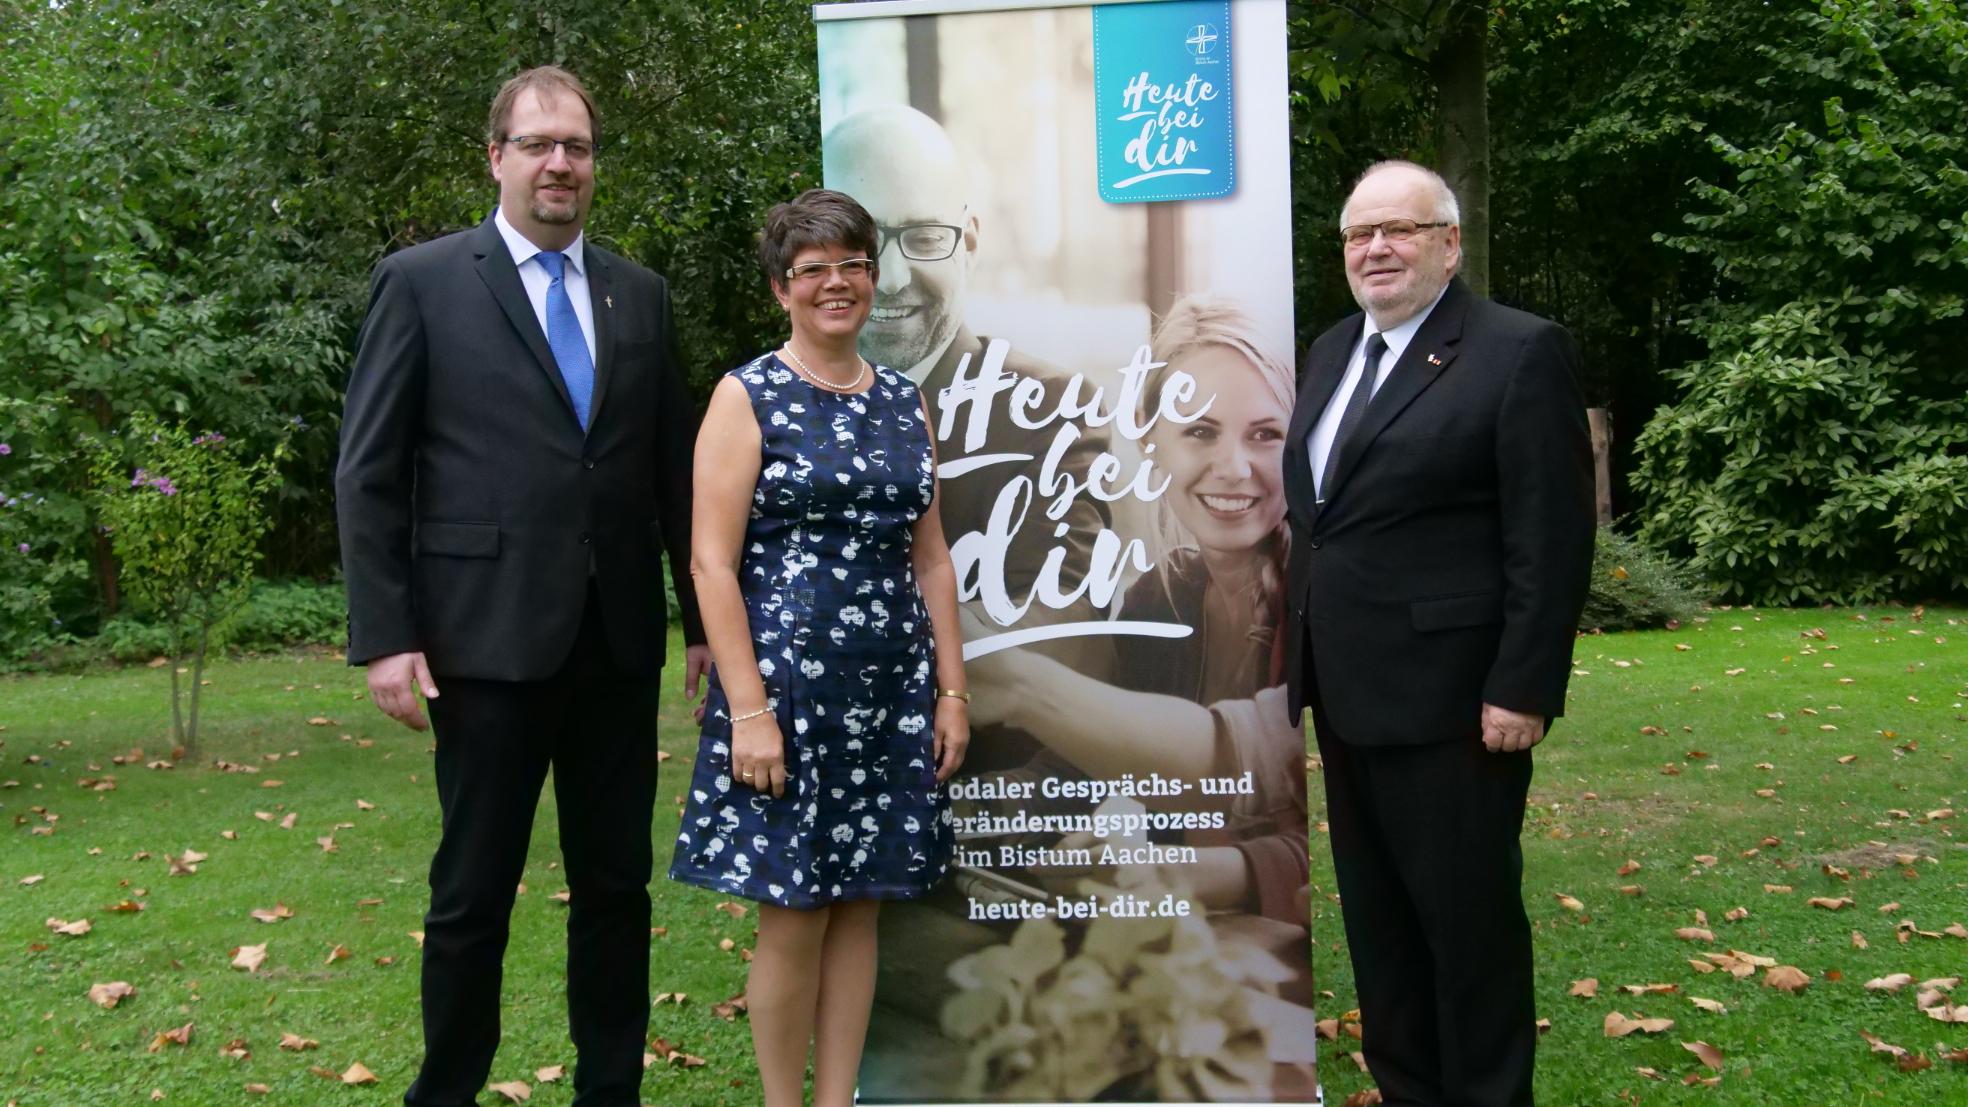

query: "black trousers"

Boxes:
[405, 590, 661, 1107]
[1314, 701, 1537, 1107]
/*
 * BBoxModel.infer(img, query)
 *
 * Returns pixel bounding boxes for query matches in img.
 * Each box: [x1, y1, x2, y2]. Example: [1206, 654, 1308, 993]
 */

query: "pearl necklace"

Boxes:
[782, 344, 867, 392]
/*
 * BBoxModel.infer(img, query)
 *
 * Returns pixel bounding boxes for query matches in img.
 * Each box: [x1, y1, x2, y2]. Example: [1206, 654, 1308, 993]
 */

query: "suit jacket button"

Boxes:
[1309, 537, 1323, 550]
[579, 533, 592, 545]
[582, 456, 596, 470]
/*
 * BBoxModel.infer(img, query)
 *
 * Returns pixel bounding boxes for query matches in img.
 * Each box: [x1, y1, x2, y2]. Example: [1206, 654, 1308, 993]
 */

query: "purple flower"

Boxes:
[131, 467, 150, 488]
[16, 543, 27, 554]
[0, 443, 11, 455]
[152, 478, 179, 496]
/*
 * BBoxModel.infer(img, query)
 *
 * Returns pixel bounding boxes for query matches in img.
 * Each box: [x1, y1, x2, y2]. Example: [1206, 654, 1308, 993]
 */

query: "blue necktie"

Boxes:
[536, 250, 594, 431]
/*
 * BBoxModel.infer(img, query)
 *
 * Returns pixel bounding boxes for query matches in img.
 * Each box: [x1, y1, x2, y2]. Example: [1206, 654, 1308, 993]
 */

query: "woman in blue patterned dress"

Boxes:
[669, 189, 968, 1107]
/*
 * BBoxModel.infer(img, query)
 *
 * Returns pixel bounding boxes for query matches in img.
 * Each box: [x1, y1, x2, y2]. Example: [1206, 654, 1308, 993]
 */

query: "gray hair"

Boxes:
[1340, 160, 1461, 227]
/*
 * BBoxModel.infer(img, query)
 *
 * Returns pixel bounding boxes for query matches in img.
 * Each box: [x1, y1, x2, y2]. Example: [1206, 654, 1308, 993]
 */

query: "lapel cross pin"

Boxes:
[605, 295, 614, 310]
[1426, 353, 1442, 365]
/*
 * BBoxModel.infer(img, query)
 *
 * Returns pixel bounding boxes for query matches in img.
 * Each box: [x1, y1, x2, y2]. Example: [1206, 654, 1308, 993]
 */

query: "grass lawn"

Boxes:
[3, 607, 1964, 1105]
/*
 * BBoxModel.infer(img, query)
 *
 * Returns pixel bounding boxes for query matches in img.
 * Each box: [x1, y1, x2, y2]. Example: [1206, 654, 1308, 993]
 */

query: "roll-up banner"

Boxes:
[816, 1, 1313, 1102]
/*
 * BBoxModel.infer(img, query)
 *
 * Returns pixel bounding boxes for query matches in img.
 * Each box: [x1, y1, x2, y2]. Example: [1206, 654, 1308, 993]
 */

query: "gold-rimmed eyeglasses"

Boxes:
[1340, 219, 1450, 249]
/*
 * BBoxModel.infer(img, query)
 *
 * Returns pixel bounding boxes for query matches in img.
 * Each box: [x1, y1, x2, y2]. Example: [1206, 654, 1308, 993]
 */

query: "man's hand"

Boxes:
[1481, 702, 1545, 753]
[367, 651, 439, 732]
[682, 643, 712, 700]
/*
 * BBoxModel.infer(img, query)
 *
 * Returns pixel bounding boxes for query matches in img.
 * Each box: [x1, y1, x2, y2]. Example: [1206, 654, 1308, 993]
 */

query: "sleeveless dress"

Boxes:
[668, 354, 954, 908]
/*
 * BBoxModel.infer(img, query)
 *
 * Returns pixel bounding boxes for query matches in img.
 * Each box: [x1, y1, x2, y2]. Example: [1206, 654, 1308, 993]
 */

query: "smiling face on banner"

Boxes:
[824, 106, 980, 375]
[1151, 345, 1289, 560]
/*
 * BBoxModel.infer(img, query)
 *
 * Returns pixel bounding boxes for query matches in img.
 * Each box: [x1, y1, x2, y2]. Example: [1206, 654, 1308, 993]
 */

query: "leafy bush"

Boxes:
[1580, 525, 1707, 633]
[1633, 2, 1968, 604]
[90, 414, 282, 747]
[218, 579, 346, 653]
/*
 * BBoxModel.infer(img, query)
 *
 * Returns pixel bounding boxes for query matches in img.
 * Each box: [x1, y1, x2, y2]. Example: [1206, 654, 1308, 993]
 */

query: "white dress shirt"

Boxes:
[1307, 285, 1451, 500]
[493, 208, 597, 365]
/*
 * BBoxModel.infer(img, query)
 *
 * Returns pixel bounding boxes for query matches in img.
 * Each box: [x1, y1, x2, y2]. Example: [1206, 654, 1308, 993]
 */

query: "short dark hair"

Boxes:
[758, 189, 879, 290]
[487, 66, 600, 148]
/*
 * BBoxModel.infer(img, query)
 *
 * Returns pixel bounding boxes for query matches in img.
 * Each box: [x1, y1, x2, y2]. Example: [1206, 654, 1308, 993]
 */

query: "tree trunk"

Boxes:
[187, 622, 209, 749]
[1433, 0, 1490, 297]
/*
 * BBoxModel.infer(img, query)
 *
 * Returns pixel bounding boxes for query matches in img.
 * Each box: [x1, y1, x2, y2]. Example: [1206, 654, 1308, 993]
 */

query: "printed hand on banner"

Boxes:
[956, 604, 1021, 729]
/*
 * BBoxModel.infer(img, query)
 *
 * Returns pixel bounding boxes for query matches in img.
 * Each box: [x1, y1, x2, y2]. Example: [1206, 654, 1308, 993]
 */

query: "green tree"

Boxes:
[1631, 0, 1968, 602]
[91, 415, 283, 748]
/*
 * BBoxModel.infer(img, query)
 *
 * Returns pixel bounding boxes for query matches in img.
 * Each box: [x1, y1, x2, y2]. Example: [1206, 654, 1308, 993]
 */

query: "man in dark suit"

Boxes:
[1283, 161, 1594, 1106]
[335, 66, 708, 1107]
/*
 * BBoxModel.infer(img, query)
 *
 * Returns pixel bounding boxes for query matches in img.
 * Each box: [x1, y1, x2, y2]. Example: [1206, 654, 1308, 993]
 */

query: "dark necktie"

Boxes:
[536, 250, 594, 431]
[1318, 332, 1388, 502]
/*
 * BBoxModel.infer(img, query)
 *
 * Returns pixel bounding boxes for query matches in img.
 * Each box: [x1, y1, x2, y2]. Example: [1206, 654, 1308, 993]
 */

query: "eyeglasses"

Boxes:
[875, 219, 965, 262]
[785, 258, 877, 282]
[1340, 219, 1450, 248]
[505, 135, 598, 162]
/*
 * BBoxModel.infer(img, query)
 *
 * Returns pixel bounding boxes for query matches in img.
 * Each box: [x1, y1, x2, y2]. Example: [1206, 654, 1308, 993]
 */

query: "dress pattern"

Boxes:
[669, 354, 953, 908]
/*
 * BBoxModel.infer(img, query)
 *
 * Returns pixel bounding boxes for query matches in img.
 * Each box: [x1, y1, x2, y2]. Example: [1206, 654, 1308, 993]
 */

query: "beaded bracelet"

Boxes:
[729, 706, 771, 723]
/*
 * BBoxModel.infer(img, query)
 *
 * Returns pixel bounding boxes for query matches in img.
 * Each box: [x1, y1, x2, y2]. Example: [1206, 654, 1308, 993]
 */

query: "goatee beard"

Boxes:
[530, 200, 579, 225]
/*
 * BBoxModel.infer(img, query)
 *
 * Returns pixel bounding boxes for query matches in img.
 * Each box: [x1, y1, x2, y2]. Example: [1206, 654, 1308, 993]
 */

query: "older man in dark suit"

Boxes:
[1283, 161, 1594, 1106]
[335, 66, 708, 1107]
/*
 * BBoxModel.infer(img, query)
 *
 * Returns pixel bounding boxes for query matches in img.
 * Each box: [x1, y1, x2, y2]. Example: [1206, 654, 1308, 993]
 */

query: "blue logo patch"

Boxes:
[1094, 0, 1235, 204]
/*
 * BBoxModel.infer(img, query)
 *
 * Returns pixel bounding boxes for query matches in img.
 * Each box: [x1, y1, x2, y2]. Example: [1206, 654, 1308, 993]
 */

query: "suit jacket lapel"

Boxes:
[471, 218, 577, 419]
[1323, 279, 1472, 503]
[586, 249, 615, 429]
[1285, 317, 1361, 533]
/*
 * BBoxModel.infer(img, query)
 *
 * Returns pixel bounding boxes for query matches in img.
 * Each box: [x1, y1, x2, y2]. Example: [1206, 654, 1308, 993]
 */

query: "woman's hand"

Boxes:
[730, 713, 787, 798]
[933, 695, 970, 783]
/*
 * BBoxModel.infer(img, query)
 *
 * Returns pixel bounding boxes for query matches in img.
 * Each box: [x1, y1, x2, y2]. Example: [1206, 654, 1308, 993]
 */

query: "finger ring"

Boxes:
[740, 771, 755, 779]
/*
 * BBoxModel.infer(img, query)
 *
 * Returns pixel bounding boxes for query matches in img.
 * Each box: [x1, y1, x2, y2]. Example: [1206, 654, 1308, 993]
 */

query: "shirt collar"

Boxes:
[493, 207, 586, 276]
[1362, 281, 1451, 365]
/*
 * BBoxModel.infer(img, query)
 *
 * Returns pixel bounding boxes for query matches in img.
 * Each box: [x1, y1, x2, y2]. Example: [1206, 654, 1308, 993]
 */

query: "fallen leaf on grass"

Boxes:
[1683, 1041, 1724, 1071]
[220, 1038, 250, 1060]
[1621, 983, 1678, 996]
[1852, 930, 1869, 949]
[355, 799, 375, 811]
[549, 890, 571, 905]
[648, 1036, 708, 1067]
[325, 944, 350, 964]
[88, 981, 136, 1008]
[1604, 1012, 1674, 1037]
[1619, 884, 1645, 896]
[408, 931, 424, 948]
[1809, 896, 1855, 910]
[1341, 1092, 1383, 1107]
[166, 854, 199, 876]
[279, 1032, 318, 1051]
[653, 992, 687, 1006]
[1635, 1067, 1663, 1080]
[714, 901, 748, 919]
[487, 1080, 530, 1103]
[1764, 965, 1811, 993]
[316, 835, 337, 853]
[1920, 977, 1961, 991]
[19, 874, 44, 886]
[1616, 860, 1641, 876]
[245, 1084, 270, 1094]
[1569, 979, 1598, 998]
[534, 1064, 564, 1083]
[249, 904, 294, 924]
[45, 917, 92, 937]
[1675, 927, 1715, 942]
[1865, 974, 1914, 993]
[712, 993, 748, 1021]
[148, 1022, 193, 1052]
[231, 943, 268, 972]
[279, 813, 298, 830]
[1690, 997, 1728, 1014]
[1861, 1030, 1908, 1058]
[1554, 893, 1584, 913]
[1926, 1003, 1968, 1024]
[342, 1062, 378, 1085]
[1763, 884, 1792, 894]
[1724, 906, 1749, 922]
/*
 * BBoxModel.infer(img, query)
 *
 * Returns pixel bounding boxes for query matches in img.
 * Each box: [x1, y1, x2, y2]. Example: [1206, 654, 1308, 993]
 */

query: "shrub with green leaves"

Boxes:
[1579, 524, 1707, 634]
[90, 413, 282, 748]
[1633, 1, 1968, 604]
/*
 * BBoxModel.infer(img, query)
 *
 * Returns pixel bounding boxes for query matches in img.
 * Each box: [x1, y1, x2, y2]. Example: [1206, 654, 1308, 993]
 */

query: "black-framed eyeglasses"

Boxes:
[876, 215, 966, 262]
[505, 135, 599, 162]
[785, 257, 877, 282]
[1340, 219, 1449, 248]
